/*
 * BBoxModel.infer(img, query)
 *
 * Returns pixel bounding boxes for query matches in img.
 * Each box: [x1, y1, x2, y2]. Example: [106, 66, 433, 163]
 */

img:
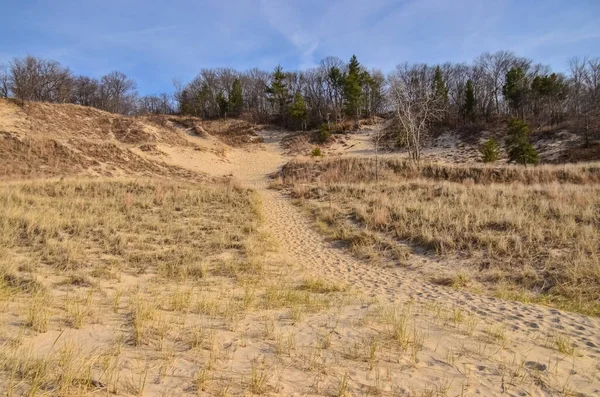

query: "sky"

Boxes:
[1, 0, 599, 95]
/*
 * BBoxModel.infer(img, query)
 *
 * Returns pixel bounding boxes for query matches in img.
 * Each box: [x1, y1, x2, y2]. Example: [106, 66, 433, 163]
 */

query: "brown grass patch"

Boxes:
[280, 157, 600, 315]
[281, 157, 600, 185]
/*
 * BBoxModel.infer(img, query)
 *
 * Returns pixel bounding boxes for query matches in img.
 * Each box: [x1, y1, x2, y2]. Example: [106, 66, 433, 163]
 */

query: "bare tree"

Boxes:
[242, 68, 270, 123]
[364, 69, 386, 117]
[0, 63, 9, 98]
[3, 50, 597, 138]
[441, 62, 470, 125]
[159, 93, 173, 114]
[72, 76, 100, 107]
[99, 71, 137, 114]
[472, 51, 534, 119]
[389, 63, 446, 163]
[569, 57, 600, 145]
[320, 56, 346, 124]
[138, 93, 173, 114]
[9, 56, 73, 104]
[138, 95, 162, 114]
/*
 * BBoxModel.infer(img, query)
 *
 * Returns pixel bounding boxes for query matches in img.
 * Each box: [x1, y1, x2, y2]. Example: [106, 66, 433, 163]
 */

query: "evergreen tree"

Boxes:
[506, 118, 539, 165]
[503, 67, 529, 117]
[433, 66, 448, 102]
[327, 66, 345, 123]
[266, 65, 289, 121]
[365, 72, 384, 117]
[531, 73, 566, 125]
[462, 80, 476, 122]
[289, 92, 307, 130]
[315, 123, 331, 143]
[196, 84, 212, 118]
[480, 138, 500, 163]
[179, 89, 193, 115]
[216, 91, 228, 117]
[343, 55, 364, 126]
[229, 78, 244, 116]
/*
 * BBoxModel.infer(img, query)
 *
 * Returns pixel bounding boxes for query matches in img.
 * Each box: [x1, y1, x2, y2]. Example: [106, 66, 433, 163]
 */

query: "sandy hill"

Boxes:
[0, 99, 262, 180]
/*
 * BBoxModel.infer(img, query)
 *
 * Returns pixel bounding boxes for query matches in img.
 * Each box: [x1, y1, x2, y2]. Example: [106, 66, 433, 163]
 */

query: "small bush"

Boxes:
[480, 138, 500, 163]
[314, 124, 331, 143]
[395, 134, 408, 148]
[311, 147, 323, 157]
[506, 119, 539, 165]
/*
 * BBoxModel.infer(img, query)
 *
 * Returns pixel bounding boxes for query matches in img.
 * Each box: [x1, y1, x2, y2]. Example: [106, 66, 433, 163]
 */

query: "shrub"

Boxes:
[480, 138, 500, 163]
[395, 134, 408, 148]
[506, 118, 539, 165]
[311, 147, 323, 157]
[314, 124, 331, 143]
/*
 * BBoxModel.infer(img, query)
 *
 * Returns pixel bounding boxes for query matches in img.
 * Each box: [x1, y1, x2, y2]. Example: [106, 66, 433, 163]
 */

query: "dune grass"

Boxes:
[278, 157, 600, 315]
[0, 174, 594, 395]
[0, 177, 358, 395]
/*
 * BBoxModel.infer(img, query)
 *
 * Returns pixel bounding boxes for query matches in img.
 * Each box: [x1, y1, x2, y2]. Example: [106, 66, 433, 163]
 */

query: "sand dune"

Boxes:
[1, 101, 599, 395]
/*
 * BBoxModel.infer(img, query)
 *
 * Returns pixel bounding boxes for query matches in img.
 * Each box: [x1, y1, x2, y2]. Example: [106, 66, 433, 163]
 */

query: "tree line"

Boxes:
[0, 56, 144, 114]
[1, 52, 598, 146]
[173, 55, 386, 130]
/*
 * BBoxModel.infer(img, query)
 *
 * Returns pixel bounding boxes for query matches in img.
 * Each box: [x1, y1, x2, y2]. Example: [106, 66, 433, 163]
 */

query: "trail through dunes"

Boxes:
[2, 97, 599, 394]
[161, 128, 600, 395]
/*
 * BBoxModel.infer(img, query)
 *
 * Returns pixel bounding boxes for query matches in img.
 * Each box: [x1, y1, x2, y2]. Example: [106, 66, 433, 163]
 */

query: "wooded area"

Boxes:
[1, 52, 598, 144]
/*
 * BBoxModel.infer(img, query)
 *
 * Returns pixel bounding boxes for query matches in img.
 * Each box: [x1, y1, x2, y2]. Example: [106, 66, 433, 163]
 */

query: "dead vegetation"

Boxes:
[199, 118, 264, 146]
[280, 156, 600, 185]
[0, 131, 202, 180]
[0, 100, 598, 396]
[0, 178, 594, 396]
[277, 157, 600, 315]
[280, 119, 383, 156]
[0, 99, 267, 180]
[0, 177, 264, 394]
[10, 100, 188, 147]
[169, 116, 264, 146]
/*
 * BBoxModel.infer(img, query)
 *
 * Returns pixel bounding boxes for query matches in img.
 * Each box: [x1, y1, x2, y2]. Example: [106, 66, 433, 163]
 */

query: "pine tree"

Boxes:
[179, 89, 193, 115]
[365, 72, 384, 117]
[216, 91, 228, 117]
[197, 84, 212, 118]
[462, 79, 476, 122]
[531, 73, 566, 125]
[506, 118, 539, 165]
[503, 67, 529, 118]
[344, 55, 364, 127]
[229, 78, 244, 116]
[289, 92, 307, 130]
[266, 65, 289, 121]
[327, 66, 345, 124]
[433, 66, 448, 102]
[480, 138, 499, 163]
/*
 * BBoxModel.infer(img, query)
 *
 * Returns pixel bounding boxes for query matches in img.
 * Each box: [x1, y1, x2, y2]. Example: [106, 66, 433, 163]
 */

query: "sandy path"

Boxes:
[173, 129, 600, 394]
[228, 130, 600, 348]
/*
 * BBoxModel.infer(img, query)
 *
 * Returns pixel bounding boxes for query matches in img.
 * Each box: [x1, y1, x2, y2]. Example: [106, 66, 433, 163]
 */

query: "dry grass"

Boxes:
[0, 131, 204, 180]
[0, 178, 255, 276]
[1, 100, 595, 395]
[170, 116, 264, 147]
[280, 157, 600, 185]
[0, 99, 232, 180]
[14, 100, 189, 147]
[0, 177, 263, 394]
[0, 176, 386, 396]
[3, 176, 543, 396]
[279, 157, 600, 315]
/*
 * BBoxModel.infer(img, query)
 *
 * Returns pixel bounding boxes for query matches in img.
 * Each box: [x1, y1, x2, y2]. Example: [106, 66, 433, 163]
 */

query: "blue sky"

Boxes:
[1, 0, 599, 95]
